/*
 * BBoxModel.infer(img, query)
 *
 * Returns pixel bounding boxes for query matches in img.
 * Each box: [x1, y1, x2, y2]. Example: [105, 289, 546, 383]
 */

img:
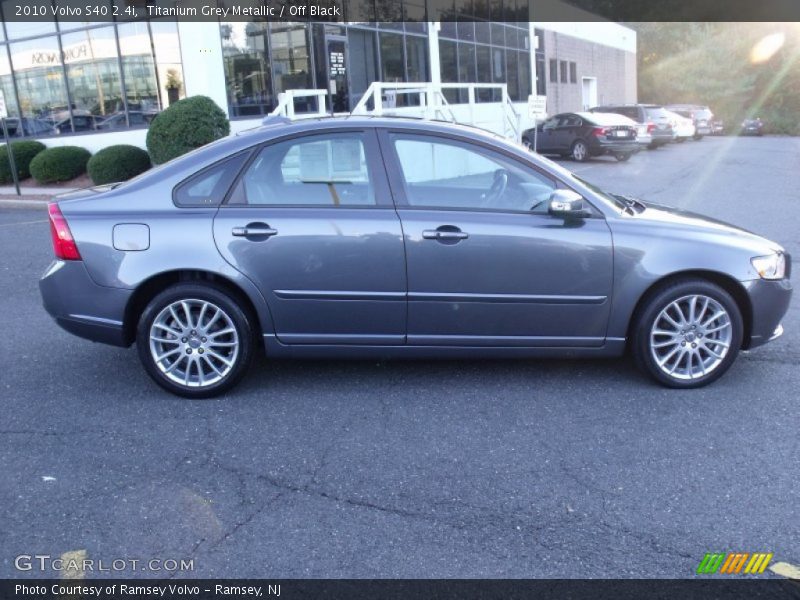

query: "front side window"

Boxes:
[390, 134, 557, 213]
[228, 132, 375, 207]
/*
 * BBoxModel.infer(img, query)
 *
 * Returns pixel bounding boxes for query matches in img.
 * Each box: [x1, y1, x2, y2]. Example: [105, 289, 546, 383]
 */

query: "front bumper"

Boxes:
[40, 260, 133, 347]
[743, 278, 792, 349]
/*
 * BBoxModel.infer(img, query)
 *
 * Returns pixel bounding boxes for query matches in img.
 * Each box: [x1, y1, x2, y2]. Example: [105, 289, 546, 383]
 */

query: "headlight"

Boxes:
[751, 253, 786, 280]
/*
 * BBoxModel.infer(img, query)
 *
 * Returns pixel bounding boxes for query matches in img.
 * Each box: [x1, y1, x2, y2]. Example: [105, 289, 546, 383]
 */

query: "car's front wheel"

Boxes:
[632, 279, 743, 388]
[614, 152, 632, 162]
[136, 283, 254, 398]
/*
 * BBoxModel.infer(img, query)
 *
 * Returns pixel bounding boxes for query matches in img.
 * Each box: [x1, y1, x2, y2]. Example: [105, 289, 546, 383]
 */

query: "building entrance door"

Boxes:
[326, 37, 350, 112]
[581, 76, 598, 110]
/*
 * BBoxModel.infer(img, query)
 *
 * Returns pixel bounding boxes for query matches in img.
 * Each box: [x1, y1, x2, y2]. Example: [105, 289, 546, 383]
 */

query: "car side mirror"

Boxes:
[548, 189, 589, 218]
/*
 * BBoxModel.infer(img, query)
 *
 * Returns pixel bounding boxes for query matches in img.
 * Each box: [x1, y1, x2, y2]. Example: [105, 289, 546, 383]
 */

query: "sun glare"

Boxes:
[750, 32, 785, 63]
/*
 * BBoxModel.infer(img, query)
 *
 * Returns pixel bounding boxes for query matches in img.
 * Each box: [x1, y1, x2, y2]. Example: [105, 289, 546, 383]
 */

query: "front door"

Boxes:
[326, 37, 350, 112]
[213, 129, 407, 345]
[380, 130, 614, 347]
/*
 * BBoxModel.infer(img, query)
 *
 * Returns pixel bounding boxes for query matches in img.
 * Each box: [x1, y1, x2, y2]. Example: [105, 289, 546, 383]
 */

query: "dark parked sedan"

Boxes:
[523, 112, 640, 162]
[741, 118, 765, 136]
[40, 117, 792, 397]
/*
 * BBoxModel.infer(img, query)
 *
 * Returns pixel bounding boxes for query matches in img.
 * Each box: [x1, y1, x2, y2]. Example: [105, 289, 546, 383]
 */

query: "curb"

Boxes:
[0, 198, 50, 208]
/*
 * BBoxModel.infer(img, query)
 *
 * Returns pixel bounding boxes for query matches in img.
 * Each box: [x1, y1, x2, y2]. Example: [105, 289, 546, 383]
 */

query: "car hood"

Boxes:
[627, 201, 784, 254]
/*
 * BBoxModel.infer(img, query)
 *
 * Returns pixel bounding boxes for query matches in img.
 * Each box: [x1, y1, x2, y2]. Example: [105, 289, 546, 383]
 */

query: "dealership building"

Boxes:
[0, 12, 636, 151]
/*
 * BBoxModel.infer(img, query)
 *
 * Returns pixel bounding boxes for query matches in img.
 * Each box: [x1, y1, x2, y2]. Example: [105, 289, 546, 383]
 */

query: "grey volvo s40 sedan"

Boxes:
[40, 117, 792, 397]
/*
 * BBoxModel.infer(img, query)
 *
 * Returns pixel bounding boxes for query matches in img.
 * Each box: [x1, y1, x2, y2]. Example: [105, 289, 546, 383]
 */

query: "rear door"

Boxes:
[555, 114, 582, 149]
[213, 129, 407, 345]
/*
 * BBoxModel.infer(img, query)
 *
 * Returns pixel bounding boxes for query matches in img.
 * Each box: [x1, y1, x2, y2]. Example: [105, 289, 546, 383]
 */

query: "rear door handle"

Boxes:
[232, 223, 278, 238]
[422, 228, 469, 241]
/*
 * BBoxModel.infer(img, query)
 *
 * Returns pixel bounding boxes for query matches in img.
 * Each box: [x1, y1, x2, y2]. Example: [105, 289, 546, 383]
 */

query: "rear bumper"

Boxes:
[590, 140, 640, 155]
[743, 278, 793, 349]
[39, 260, 133, 347]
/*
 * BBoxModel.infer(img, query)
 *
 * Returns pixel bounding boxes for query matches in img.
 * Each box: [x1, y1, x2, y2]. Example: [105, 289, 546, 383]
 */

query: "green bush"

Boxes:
[29, 146, 92, 184]
[146, 95, 230, 164]
[0, 140, 46, 183]
[87, 144, 151, 185]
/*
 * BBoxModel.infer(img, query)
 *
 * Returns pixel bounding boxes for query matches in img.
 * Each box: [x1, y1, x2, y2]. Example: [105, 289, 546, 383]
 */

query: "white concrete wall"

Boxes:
[535, 22, 636, 53]
[177, 22, 229, 114]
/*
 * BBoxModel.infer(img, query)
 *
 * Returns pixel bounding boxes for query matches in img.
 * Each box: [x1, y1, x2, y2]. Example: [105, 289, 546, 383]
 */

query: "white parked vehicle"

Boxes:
[665, 109, 696, 142]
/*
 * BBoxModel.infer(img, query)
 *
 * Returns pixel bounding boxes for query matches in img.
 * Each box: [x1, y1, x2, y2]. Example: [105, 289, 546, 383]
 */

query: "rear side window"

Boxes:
[610, 106, 639, 121]
[174, 152, 251, 207]
[227, 132, 376, 206]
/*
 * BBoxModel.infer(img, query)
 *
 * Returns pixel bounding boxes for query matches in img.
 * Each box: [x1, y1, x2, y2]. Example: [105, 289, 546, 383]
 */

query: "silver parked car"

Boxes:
[40, 117, 792, 397]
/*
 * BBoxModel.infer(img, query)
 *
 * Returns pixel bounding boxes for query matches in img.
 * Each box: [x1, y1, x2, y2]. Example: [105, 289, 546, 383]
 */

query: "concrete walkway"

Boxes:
[0, 184, 78, 206]
[0, 185, 77, 195]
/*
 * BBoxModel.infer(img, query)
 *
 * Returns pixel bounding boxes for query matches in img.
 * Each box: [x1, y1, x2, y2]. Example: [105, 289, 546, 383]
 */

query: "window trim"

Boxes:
[218, 128, 394, 209]
[377, 128, 576, 216]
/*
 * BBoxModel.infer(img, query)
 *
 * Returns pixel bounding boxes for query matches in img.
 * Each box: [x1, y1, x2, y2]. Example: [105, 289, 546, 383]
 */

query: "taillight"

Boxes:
[48, 203, 81, 261]
[646, 122, 656, 133]
[591, 126, 608, 137]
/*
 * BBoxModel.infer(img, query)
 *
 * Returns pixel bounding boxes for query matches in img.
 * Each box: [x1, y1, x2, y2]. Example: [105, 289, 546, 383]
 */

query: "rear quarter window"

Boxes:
[173, 151, 252, 207]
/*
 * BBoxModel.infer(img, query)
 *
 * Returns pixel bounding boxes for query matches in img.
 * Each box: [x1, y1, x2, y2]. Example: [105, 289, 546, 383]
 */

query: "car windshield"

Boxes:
[645, 107, 668, 119]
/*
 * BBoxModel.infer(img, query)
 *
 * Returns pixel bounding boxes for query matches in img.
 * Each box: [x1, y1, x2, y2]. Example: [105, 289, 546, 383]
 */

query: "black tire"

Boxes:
[136, 283, 255, 398]
[614, 152, 632, 162]
[647, 142, 658, 150]
[693, 133, 702, 141]
[631, 279, 743, 389]
[571, 139, 589, 162]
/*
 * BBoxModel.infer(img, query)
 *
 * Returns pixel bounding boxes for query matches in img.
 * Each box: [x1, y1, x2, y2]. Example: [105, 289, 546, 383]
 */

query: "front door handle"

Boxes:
[422, 227, 469, 242]
[232, 223, 278, 238]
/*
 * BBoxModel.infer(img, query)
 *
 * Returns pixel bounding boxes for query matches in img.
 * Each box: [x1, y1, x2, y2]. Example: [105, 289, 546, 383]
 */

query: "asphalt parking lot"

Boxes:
[1, 135, 798, 579]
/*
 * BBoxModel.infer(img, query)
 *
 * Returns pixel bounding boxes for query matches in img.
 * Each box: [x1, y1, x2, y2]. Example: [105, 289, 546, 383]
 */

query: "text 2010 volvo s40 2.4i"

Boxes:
[40, 117, 792, 397]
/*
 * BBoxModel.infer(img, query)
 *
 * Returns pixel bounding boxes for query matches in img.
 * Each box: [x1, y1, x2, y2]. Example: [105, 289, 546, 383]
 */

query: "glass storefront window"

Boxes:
[221, 22, 271, 117]
[380, 32, 404, 82]
[9, 36, 68, 128]
[405, 35, 428, 82]
[270, 24, 312, 95]
[0, 48, 19, 120]
[61, 26, 123, 132]
[2, 4, 57, 40]
[117, 22, 160, 120]
[151, 21, 185, 109]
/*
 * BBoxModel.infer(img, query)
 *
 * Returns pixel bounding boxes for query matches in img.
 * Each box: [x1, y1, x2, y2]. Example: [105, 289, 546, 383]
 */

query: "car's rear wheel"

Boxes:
[136, 283, 254, 398]
[614, 152, 632, 162]
[632, 279, 743, 388]
[571, 140, 589, 162]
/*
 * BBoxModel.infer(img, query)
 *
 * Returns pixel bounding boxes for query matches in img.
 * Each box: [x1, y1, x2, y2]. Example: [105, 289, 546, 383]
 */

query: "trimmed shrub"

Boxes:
[0, 141, 47, 183]
[29, 146, 92, 184]
[146, 95, 230, 164]
[87, 144, 151, 185]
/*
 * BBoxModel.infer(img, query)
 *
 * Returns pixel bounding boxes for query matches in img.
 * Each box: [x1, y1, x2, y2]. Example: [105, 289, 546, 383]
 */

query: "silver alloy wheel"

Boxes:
[149, 299, 240, 388]
[572, 141, 587, 161]
[649, 294, 733, 381]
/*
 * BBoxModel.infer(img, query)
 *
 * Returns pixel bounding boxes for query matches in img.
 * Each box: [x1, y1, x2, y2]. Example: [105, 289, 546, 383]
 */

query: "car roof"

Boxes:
[576, 111, 637, 125]
[237, 115, 513, 147]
